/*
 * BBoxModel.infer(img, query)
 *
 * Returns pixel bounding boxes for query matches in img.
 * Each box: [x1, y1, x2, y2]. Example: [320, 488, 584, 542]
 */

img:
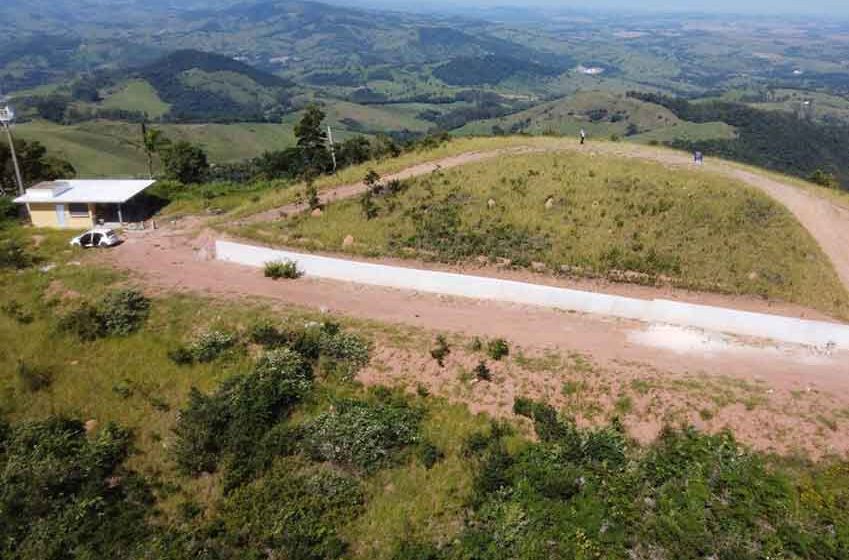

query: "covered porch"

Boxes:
[14, 180, 157, 229]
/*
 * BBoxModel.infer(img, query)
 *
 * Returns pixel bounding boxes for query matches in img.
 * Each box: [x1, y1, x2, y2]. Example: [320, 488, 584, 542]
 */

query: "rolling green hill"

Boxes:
[14, 120, 301, 177]
[455, 91, 737, 143]
[236, 149, 847, 318]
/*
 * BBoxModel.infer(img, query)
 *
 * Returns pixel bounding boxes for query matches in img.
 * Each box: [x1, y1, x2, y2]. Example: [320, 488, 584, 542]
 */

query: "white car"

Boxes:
[70, 228, 121, 248]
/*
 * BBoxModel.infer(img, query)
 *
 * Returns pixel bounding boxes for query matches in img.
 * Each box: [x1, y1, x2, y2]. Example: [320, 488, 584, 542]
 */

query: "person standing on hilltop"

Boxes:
[580, 128, 587, 145]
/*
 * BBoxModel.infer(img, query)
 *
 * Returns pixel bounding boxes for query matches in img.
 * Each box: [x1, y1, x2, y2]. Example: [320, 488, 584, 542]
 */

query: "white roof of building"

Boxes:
[13, 180, 156, 204]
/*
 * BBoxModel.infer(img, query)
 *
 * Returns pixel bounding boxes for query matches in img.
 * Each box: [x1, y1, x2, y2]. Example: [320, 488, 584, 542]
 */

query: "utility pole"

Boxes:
[0, 105, 24, 195]
[327, 125, 337, 173]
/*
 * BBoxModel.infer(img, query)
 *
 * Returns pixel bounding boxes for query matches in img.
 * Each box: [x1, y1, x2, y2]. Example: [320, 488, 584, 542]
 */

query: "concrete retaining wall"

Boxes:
[216, 240, 849, 349]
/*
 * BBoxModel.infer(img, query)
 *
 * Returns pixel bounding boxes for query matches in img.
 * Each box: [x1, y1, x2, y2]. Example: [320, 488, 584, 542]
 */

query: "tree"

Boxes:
[294, 104, 331, 178]
[0, 139, 75, 196]
[337, 136, 372, 167]
[141, 123, 171, 179]
[160, 141, 209, 184]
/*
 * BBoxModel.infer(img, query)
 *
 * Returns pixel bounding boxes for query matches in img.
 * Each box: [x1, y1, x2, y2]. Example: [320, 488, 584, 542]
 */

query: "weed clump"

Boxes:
[264, 259, 302, 279]
[473, 361, 492, 381]
[486, 338, 509, 361]
[431, 334, 451, 367]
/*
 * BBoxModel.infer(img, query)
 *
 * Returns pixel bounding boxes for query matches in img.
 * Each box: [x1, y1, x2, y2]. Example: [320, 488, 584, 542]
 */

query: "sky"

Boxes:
[345, 0, 849, 17]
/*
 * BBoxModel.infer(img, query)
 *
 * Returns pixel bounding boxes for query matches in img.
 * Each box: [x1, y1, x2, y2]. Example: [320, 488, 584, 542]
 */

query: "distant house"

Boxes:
[13, 180, 156, 229]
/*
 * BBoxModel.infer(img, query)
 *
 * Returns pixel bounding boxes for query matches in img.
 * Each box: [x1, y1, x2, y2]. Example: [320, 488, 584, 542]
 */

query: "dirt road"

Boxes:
[110, 223, 847, 381]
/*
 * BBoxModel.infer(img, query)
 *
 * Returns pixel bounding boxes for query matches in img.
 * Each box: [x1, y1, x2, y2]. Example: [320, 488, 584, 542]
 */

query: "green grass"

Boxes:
[15, 119, 300, 177]
[100, 79, 171, 119]
[235, 149, 848, 317]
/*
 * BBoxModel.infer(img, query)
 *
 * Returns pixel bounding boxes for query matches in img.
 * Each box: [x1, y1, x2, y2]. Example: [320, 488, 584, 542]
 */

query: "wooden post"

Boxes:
[117, 204, 124, 225]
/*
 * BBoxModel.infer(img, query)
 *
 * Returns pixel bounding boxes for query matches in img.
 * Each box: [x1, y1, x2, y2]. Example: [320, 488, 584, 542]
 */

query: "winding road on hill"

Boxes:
[239, 141, 849, 296]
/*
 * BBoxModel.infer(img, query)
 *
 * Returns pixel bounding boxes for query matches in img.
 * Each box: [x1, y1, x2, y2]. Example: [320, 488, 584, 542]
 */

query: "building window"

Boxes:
[68, 203, 89, 218]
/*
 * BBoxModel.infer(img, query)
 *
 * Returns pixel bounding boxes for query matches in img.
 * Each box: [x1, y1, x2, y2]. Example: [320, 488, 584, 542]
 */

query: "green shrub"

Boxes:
[173, 348, 313, 475]
[16, 360, 52, 392]
[809, 169, 839, 189]
[431, 334, 451, 367]
[98, 289, 150, 336]
[188, 330, 238, 363]
[265, 259, 302, 279]
[302, 399, 422, 472]
[220, 460, 363, 559]
[57, 289, 150, 341]
[486, 338, 509, 361]
[0, 417, 152, 559]
[319, 329, 372, 370]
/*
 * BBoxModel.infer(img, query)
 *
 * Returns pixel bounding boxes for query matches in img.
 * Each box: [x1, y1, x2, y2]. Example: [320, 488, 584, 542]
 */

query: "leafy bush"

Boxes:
[57, 289, 150, 341]
[319, 329, 372, 370]
[173, 348, 313, 475]
[302, 399, 422, 472]
[219, 460, 364, 559]
[264, 259, 302, 279]
[189, 330, 238, 363]
[431, 334, 451, 367]
[486, 338, 509, 361]
[0, 417, 152, 559]
[99, 289, 150, 336]
[809, 169, 840, 189]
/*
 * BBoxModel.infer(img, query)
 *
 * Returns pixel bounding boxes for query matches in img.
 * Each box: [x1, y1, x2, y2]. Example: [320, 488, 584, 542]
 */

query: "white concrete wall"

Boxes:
[216, 240, 849, 349]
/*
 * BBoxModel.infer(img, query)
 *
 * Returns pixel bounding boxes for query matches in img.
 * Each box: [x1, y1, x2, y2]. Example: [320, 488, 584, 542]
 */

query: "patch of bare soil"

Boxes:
[360, 335, 849, 458]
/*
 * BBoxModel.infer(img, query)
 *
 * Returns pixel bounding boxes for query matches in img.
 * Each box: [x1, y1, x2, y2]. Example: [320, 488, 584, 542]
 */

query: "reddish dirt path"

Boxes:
[109, 224, 847, 382]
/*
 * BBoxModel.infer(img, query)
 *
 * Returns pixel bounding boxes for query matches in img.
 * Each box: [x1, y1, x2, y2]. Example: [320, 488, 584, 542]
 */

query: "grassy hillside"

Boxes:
[236, 150, 847, 317]
[15, 120, 302, 177]
[99, 79, 171, 119]
[455, 91, 737, 143]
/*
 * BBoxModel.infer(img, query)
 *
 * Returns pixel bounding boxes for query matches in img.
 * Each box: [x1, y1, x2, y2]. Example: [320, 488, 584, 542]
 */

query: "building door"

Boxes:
[55, 204, 66, 227]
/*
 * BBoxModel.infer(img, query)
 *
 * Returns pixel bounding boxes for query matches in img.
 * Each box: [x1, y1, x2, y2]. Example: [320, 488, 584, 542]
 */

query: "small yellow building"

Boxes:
[13, 180, 156, 229]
